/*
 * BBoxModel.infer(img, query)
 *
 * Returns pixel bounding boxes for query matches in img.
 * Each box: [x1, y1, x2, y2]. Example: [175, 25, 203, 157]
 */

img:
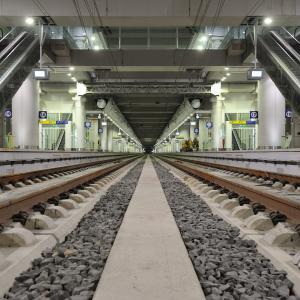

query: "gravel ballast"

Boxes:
[153, 159, 298, 300]
[3, 161, 144, 300]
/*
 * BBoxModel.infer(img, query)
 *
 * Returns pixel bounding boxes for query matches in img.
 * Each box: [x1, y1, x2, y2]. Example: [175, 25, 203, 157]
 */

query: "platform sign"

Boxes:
[98, 128, 103, 134]
[195, 113, 201, 119]
[84, 121, 92, 128]
[250, 111, 258, 119]
[285, 110, 293, 118]
[194, 128, 199, 134]
[56, 120, 68, 125]
[206, 121, 213, 129]
[4, 109, 12, 119]
[39, 111, 47, 119]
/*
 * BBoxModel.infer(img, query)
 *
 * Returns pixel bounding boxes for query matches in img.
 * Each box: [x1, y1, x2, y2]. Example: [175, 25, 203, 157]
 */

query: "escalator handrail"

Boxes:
[0, 33, 39, 90]
[279, 26, 300, 45]
[270, 30, 300, 65]
[258, 35, 300, 93]
[0, 27, 18, 44]
[0, 32, 28, 62]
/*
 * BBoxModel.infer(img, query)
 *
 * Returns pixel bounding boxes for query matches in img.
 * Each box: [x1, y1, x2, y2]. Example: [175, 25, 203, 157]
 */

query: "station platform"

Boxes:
[93, 157, 205, 300]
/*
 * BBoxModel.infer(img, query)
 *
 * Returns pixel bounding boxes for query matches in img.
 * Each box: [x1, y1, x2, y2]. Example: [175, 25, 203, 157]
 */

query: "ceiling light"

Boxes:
[71, 77, 76, 82]
[67, 73, 72, 76]
[225, 67, 229, 71]
[264, 17, 273, 25]
[94, 45, 100, 51]
[25, 17, 34, 25]
[226, 73, 231, 76]
[197, 45, 204, 51]
[91, 36, 96, 41]
[221, 77, 226, 81]
[200, 35, 208, 42]
[69, 66, 75, 71]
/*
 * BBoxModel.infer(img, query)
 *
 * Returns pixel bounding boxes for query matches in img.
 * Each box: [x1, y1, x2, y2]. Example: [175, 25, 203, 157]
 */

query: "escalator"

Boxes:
[0, 27, 41, 147]
[255, 27, 300, 114]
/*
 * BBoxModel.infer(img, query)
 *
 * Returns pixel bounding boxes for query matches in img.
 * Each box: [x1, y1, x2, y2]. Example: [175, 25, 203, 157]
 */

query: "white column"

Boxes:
[257, 75, 285, 148]
[225, 121, 232, 150]
[73, 96, 86, 150]
[211, 97, 223, 150]
[101, 124, 108, 151]
[12, 75, 39, 149]
[107, 123, 113, 152]
[65, 121, 72, 150]
[189, 123, 195, 140]
[198, 119, 208, 151]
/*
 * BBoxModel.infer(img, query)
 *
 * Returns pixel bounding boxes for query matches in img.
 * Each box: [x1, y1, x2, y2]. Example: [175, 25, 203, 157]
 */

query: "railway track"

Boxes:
[160, 153, 300, 186]
[0, 154, 141, 226]
[157, 155, 300, 223]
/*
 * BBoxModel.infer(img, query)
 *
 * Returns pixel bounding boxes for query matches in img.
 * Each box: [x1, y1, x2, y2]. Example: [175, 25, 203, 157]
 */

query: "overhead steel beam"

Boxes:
[66, 49, 242, 67]
[87, 84, 211, 95]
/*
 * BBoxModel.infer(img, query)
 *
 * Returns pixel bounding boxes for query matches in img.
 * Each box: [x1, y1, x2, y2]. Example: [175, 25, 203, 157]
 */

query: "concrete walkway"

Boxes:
[93, 157, 205, 300]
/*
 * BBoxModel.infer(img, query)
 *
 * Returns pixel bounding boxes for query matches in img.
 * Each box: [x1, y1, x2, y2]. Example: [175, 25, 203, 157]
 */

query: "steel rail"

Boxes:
[0, 155, 141, 224]
[158, 156, 300, 222]
[160, 154, 300, 185]
[0, 154, 137, 186]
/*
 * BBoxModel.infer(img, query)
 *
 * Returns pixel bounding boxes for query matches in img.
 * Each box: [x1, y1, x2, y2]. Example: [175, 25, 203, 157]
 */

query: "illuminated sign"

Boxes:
[230, 120, 257, 125]
[247, 68, 263, 80]
[39, 120, 68, 125]
[33, 68, 49, 80]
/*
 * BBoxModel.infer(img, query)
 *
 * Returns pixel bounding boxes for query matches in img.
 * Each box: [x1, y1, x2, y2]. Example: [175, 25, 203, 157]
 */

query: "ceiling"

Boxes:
[1, 0, 300, 27]
[114, 95, 183, 150]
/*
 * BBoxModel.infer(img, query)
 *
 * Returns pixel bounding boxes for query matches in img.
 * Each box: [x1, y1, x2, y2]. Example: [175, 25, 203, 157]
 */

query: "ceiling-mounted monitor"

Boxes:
[247, 68, 263, 80]
[33, 68, 49, 80]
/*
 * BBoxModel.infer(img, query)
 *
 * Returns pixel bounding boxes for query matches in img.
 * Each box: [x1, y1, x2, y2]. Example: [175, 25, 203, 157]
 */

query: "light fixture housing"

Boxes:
[191, 99, 201, 109]
[97, 99, 107, 109]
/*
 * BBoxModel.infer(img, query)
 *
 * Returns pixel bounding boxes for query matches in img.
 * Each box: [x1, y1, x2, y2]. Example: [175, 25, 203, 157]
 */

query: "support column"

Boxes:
[211, 96, 223, 150]
[101, 123, 108, 152]
[189, 122, 195, 140]
[12, 75, 39, 149]
[65, 121, 72, 150]
[257, 75, 285, 148]
[198, 119, 208, 151]
[107, 123, 113, 152]
[72, 96, 86, 150]
[225, 121, 232, 150]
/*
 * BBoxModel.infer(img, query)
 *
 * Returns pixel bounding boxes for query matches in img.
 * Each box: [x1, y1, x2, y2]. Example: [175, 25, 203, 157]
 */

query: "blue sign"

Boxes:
[250, 111, 259, 119]
[195, 113, 201, 119]
[56, 120, 68, 125]
[4, 109, 12, 119]
[98, 128, 103, 134]
[39, 111, 47, 119]
[246, 120, 257, 125]
[285, 110, 293, 118]
[84, 121, 92, 128]
[194, 128, 199, 134]
[206, 121, 213, 129]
